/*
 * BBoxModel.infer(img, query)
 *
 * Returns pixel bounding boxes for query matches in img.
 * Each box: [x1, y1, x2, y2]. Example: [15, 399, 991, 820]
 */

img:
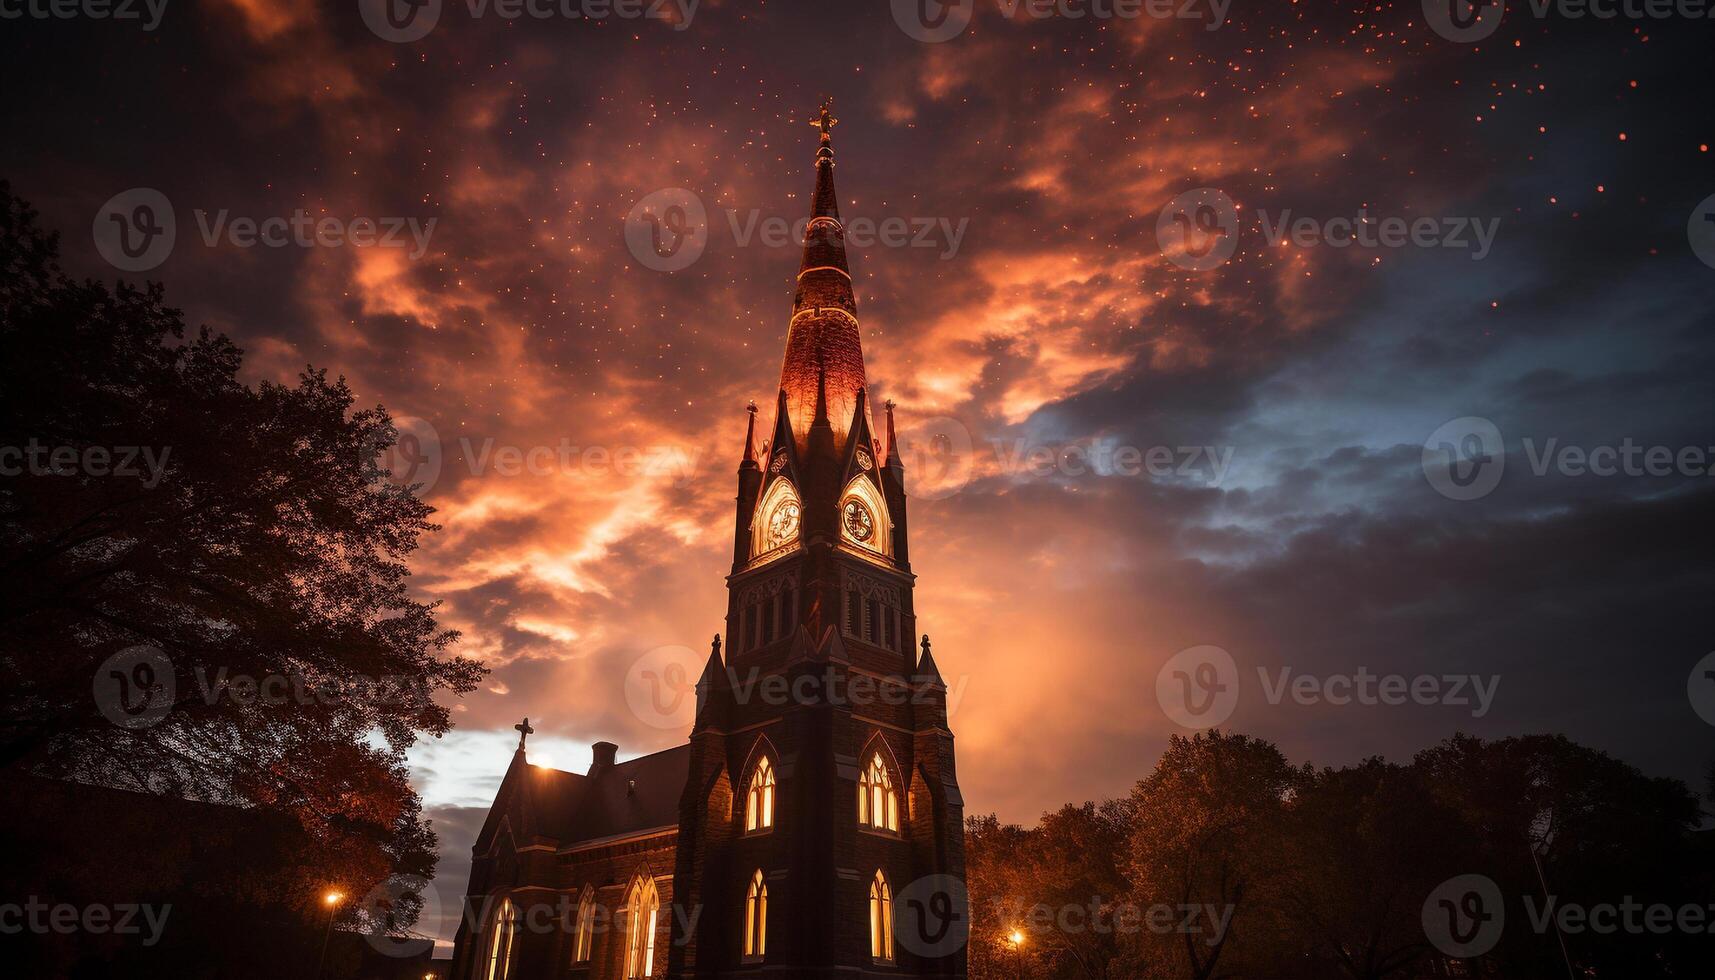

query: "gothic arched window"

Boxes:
[624, 875, 659, 979]
[857, 751, 898, 832]
[746, 755, 776, 833]
[869, 871, 894, 962]
[572, 886, 595, 963]
[484, 897, 517, 980]
[743, 869, 768, 960]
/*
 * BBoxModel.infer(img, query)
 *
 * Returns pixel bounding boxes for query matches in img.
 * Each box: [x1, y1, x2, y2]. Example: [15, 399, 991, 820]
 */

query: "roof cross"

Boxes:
[514, 717, 535, 751]
[811, 100, 837, 136]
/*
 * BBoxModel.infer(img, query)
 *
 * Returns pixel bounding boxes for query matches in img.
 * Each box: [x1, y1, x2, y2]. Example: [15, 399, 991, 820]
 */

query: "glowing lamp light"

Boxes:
[1007, 929, 1025, 948]
[325, 890, 344, 906]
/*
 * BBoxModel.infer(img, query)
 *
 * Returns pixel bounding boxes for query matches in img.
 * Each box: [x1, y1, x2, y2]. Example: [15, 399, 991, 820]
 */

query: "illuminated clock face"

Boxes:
[842, 500, 874, 542]
[767, 501, 800, 548]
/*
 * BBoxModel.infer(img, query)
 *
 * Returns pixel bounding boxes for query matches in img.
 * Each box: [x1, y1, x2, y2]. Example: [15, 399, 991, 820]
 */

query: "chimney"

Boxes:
[589, 741, 618, 775]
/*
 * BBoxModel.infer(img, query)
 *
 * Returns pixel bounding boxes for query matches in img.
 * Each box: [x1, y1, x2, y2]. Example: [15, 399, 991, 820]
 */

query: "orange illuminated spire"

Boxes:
[780, 98, 867, 458]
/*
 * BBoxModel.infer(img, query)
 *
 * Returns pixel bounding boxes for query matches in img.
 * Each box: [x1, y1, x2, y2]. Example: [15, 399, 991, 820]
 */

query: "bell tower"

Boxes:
[727, 100, 916, 662]
[669, 103, 966, 978]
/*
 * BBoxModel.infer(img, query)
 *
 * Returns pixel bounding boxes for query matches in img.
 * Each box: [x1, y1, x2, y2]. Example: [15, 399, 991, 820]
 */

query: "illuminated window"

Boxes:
[743, 870, 768, 959]
[746, 756, 776, 833]
[573, 887, 595, 963]
[858, 751, 898, 832]
[625, 876, 659, 979]
[484, 897, 517, 980]
[869, 871, 894, 962]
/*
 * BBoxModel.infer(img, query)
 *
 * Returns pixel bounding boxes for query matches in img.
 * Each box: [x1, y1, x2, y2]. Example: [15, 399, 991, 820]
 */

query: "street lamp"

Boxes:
[315, 890, 345, 979]
[1005, 928, 1027, 980]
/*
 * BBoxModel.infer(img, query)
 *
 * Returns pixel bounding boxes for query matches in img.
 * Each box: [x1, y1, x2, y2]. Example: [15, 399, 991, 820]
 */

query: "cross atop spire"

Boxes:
[514, 717, 535, 751]
[810, 100, 837, 137]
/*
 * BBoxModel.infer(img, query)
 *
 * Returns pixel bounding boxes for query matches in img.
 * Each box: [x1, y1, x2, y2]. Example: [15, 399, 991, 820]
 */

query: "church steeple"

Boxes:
[690, 109, 961, 975]
[779, 99, 868, 461]
[730, 104, 912, 642]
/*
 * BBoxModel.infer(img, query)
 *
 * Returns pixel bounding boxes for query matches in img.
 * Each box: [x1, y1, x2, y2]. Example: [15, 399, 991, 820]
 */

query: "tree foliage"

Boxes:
[964, 732, 1710, 980]
[0, 181, 484, 910]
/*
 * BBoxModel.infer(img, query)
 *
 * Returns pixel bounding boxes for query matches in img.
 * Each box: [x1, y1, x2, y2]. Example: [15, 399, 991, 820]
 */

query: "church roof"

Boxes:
[562, 744, 688, 842]
[493, 744, 689, 849]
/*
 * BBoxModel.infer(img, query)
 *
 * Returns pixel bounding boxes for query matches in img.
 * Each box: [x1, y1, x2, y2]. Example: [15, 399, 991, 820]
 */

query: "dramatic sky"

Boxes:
[6, 0, 1715, 952]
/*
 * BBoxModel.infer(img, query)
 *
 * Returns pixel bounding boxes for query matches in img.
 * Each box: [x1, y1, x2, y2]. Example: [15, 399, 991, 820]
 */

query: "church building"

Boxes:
[448, 106, 968, 980]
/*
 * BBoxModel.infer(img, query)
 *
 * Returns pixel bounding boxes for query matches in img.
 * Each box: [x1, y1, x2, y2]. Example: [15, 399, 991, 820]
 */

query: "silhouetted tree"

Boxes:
[0, 182, 483, 912]
[965, 814, 1039, 978]
[1025, 801, 1134, 979]
[1416, 734, 1708, 979]
[1279, 758, 1470, 979]
[965, 803, 1133, 979]
[965, 734, 1713, 980]
[1126, 731, 1305, 980]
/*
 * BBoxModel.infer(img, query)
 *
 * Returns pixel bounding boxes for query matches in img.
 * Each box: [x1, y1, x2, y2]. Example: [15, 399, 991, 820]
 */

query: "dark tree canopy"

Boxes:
[0, 181, 484, 910]
[965, 732, 1712, 980]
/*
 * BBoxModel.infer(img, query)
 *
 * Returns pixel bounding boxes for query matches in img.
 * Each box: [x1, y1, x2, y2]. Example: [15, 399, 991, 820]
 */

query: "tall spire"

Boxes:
[795, 99, 852, 314]
[740, 400, 759, 468]
[884, 398, 902, 468]
[808, 102, 841, 222]
[779, 99, 868, 459]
